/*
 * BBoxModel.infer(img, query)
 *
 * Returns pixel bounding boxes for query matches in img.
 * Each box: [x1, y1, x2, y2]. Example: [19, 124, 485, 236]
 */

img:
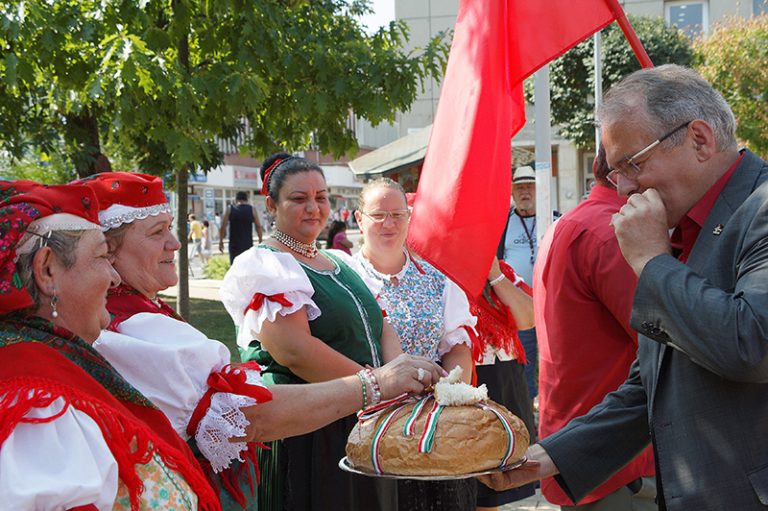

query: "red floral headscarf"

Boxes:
[0, 180, 101, 314]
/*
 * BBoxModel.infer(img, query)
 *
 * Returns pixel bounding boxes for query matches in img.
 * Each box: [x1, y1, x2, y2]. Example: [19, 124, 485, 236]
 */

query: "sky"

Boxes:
[358, 0, 395, 33]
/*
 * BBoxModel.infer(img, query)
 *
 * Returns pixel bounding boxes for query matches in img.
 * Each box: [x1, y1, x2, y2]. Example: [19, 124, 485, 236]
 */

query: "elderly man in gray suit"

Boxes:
[480, 64, 768, 510]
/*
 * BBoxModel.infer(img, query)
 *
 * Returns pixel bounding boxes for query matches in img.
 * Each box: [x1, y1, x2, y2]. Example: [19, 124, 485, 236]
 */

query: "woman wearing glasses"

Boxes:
[220, 154, 442, 511]
[347, 178, 478, 511]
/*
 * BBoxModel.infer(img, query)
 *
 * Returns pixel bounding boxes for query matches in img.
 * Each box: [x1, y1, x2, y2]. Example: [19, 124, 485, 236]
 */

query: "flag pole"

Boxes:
[534, 64, 553, 246]
[594, 31, 603, 149]
[605, 0, 654, 68]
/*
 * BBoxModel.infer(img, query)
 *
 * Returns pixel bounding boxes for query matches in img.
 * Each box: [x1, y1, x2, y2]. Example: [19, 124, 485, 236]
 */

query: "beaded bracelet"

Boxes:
[489, 273, 506, 287]
[356, 370, 368, 409]
[363, 366, 382, 406]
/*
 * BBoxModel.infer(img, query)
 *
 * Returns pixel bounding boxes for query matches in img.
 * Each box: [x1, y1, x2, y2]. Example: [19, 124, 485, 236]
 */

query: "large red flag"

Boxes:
[407, 0, 637, 296]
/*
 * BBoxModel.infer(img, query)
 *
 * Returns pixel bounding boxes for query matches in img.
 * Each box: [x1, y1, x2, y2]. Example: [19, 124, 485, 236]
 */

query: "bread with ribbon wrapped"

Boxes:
[346, 367, 529, 476]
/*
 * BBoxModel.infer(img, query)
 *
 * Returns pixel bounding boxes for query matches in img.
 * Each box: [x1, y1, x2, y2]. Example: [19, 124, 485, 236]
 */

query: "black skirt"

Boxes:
[475, 359, 536, 507]
[258, 414, 397, 511]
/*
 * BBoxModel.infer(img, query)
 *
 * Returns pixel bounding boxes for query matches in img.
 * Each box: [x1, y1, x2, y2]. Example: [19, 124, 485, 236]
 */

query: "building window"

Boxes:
[756, 0, 768, 15]
[666, 1, 708, 38]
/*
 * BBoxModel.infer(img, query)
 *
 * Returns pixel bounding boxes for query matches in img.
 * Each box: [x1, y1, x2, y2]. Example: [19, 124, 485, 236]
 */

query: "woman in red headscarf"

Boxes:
[75, 171, 443, 511]
[0, 180, 220, 510]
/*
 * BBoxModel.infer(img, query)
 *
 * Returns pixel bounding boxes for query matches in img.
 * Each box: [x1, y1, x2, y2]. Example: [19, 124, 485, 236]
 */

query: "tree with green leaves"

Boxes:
[529, 15, 693, 149]
[0, 0, 448, 316]
[695, 15, 768, 158]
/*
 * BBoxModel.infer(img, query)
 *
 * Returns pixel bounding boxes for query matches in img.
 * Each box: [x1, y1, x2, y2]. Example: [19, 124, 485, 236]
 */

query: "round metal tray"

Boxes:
[338, 456, 527, 480]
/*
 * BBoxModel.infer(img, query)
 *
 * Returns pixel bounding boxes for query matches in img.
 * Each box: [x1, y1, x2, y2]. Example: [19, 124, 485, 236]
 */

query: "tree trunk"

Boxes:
[63, 110, 112, 178]
[174, 0, 191, 319]
[176, 165, 190, 319]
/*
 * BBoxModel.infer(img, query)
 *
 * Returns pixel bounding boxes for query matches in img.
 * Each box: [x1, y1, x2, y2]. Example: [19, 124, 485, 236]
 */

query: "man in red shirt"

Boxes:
[533, 146, 656, 510]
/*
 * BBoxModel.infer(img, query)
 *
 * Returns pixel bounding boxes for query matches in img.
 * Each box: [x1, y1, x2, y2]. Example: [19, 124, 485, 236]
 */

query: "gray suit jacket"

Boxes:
[540, 150, 768, 510]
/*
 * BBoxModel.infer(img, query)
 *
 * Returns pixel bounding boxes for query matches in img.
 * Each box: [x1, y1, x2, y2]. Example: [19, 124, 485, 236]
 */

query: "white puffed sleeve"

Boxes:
[95, 313, 230, 437]
[95, 313, 269, 472]
[219, 247, 321, 348]
[437, 278, 478, 358]
[0, 398, 119, 511]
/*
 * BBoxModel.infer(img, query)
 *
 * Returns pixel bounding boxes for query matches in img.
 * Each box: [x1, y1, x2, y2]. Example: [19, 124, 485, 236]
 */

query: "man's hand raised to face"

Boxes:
[611, 188, 673, 277]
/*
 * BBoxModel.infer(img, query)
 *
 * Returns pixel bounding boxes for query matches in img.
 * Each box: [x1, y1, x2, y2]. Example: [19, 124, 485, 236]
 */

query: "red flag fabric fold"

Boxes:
[407, 0, 622, 296]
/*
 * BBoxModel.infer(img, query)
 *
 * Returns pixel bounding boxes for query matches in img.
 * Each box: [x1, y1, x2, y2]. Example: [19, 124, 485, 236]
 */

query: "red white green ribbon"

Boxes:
[418, 400, 445, 453]
[403, 395, 432, 436]
[477, 402, 516, 467]
[358, 392, 518, 474]
[369, 402, 411, 474]
[357, 392, 412, 421]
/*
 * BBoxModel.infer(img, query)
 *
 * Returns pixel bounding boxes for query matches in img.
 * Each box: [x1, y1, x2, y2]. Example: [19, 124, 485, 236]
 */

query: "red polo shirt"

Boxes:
[534, 184, 655, 505]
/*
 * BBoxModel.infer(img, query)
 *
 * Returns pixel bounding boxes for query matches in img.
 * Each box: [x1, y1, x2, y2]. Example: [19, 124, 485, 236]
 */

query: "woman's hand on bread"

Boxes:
[373, 354, 447, 399]
[477, 444, 558, 490]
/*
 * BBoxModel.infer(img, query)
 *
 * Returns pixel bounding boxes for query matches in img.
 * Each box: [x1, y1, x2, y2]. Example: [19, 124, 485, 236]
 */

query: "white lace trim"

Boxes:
[193, 369, 263, 473]
[16, 214, 102, 257]
[99, 203, 171, 231]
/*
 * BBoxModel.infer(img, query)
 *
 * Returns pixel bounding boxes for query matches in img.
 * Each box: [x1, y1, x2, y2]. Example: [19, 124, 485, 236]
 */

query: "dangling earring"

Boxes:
[51, 291, 59, 318]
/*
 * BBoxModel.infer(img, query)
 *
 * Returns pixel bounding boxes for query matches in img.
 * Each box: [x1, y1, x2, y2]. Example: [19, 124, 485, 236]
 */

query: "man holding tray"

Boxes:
[480, 65, 768, 511]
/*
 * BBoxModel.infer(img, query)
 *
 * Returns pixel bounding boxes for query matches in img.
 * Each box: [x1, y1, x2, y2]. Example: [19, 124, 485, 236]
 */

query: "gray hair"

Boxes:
[597, 64, 737, 151]
[15, 230, 85, 312]
[358, 178, 407, 211]
[103, 222, 133, 258]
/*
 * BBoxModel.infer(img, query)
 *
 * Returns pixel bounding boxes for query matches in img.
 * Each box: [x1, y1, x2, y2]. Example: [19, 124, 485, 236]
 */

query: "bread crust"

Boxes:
[346, 399, 529, 476]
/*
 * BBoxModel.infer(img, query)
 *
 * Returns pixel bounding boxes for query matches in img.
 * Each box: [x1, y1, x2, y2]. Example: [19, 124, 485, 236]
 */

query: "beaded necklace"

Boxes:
[272, 229, 318, 258]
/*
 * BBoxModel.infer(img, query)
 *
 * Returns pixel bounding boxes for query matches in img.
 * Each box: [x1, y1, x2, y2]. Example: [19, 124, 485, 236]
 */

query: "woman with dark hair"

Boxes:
[220, 153, 439, 511]
[0, 180, 219, 510]
[326, 219, 352, 254]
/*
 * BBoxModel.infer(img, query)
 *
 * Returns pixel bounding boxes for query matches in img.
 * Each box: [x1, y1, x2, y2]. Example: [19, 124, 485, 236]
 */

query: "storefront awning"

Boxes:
[349, 126, 432, 177]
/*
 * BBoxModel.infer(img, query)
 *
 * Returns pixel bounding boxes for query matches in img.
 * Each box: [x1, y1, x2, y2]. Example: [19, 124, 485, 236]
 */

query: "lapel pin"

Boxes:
[712, 224, 724, 235]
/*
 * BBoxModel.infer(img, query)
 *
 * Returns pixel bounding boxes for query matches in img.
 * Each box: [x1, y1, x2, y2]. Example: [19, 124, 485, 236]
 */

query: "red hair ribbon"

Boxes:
[260, 158, 287, 196]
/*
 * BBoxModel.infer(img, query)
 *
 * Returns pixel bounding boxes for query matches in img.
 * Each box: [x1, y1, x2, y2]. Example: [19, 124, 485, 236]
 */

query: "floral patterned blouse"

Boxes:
[350, 250, 476, 362]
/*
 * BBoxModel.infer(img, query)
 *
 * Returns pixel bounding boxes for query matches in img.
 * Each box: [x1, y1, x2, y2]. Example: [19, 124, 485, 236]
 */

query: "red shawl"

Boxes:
[0, 342, 221, 511]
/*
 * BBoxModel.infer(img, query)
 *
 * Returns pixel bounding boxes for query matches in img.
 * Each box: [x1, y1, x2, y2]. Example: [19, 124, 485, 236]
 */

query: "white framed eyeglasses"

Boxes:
[606, 121, 691, 187]
[361, 209, 410, 223]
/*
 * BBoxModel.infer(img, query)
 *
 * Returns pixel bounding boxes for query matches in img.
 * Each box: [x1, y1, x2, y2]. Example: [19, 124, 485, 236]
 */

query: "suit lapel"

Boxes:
[686, 151, 761, 271]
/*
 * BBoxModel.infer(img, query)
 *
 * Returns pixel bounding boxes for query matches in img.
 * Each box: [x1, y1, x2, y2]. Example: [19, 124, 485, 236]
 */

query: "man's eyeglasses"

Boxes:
[606, 121, 691, 187]
[361, 209, 410, 223]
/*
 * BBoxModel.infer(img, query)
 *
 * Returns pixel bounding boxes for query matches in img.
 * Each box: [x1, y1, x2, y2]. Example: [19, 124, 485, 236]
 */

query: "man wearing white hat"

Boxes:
[496, 165, 557, 412]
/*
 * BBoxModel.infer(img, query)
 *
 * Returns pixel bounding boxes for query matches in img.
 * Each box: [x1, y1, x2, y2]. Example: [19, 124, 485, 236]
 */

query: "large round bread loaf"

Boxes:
[345, 398, 529, 476]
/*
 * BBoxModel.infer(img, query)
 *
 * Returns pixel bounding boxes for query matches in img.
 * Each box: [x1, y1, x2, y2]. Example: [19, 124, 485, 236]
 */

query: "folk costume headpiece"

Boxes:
[260, 155, 295, 196]
[0, 180, 101, 315]
[73, 172, 170, 231]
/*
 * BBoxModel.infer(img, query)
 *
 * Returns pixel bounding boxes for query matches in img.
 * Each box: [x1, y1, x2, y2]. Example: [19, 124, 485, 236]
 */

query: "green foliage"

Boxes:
[694, 15, 768, 157]
[0, 0, 449, 175]
[203, 254, 231, 280]
[0, 148, 76, 183]
[528, 16, 693, 149]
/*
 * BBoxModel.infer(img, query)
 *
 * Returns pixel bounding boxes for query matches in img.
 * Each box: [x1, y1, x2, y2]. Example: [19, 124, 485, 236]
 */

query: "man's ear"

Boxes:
[32, 246, 57, 297]
[689, 119, 718, 161]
